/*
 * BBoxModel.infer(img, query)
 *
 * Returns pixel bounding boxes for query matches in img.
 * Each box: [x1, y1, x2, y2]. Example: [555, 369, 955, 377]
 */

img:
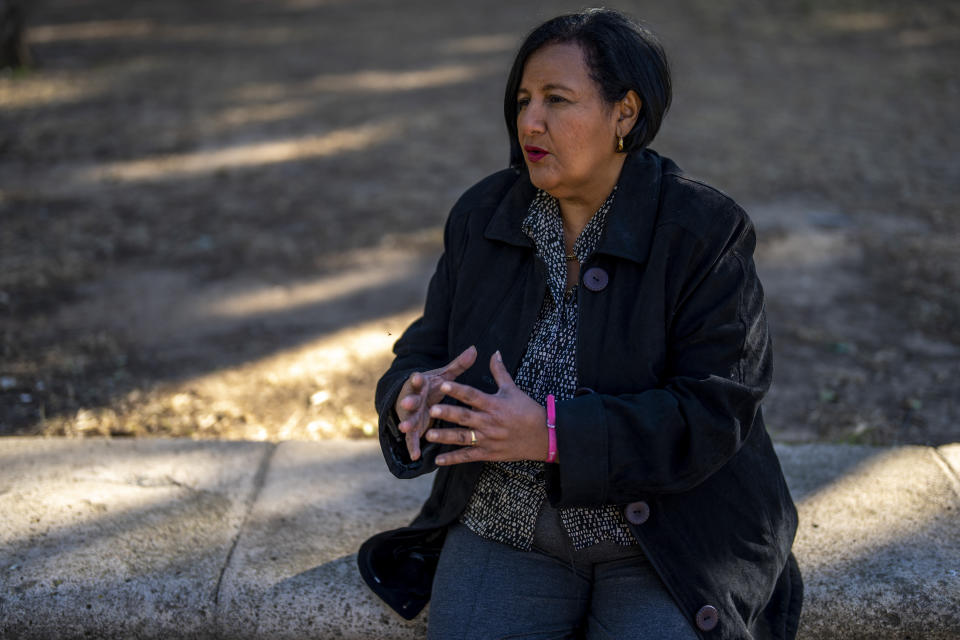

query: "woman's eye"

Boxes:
[547, 95, 567, 104]
[517, 98, 530, 109]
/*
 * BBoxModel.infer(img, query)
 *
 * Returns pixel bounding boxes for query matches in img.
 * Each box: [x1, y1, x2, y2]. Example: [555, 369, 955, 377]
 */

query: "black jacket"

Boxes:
[358, 150, 802, 639]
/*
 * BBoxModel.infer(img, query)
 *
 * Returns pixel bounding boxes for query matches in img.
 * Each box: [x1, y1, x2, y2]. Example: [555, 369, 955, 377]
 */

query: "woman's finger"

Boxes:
[437, 380, 490, 410]
[405, 429, 422, 461]
[397, 415, 422, 433]
[435, 446, 483, 466]
[441, 345, 478, 380]
[429, 402, 479, 427]
[425, 427, 477, 447]
[399, 393, 422, 413]
[489, 350, 515, 390]
[409, 371, 425, 392]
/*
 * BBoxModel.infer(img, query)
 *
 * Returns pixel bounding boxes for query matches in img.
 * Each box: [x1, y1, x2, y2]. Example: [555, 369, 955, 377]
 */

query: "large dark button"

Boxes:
[582, 267, 609, 292]
[624, 501, 650, 525]
[573, 386, 596, 397]
[696, 605, 719, 631]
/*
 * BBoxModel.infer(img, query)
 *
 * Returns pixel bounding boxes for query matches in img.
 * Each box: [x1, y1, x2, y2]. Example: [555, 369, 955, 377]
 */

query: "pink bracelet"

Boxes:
[545, 394, 557, 463]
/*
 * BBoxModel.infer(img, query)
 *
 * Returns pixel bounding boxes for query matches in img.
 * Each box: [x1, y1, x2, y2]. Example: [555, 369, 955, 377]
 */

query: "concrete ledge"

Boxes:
[780, 444, 960, 638]
[215, 441, 432, 639]
[1, 438, 958, 639]
[0, 439, 271, 639]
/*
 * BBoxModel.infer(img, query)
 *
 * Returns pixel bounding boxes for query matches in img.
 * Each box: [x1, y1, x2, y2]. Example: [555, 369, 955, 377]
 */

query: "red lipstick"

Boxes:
[524, 145, 549, 163]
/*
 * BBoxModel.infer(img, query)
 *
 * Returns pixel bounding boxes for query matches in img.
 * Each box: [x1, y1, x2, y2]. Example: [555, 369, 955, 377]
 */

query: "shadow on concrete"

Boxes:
[3, 441, 958, 638]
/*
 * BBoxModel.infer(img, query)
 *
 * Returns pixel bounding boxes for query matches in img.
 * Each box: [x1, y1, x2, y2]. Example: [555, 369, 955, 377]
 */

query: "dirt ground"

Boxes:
[1, 0, 958, 445]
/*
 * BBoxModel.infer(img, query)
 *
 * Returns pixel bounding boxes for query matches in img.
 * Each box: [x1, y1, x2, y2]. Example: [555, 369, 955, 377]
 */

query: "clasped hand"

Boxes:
[395, 346, 549, 465]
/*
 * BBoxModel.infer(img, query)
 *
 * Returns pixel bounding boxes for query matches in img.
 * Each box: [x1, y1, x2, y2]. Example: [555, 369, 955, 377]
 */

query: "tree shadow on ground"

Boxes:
[2, 0, 959, 442]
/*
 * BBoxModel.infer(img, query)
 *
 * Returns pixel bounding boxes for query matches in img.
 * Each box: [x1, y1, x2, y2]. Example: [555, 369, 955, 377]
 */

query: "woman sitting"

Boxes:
[359, 8, 802, 639]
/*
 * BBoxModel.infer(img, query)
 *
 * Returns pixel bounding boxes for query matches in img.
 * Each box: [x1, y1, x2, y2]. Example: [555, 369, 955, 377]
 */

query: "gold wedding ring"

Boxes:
[470, 429, 478, 446]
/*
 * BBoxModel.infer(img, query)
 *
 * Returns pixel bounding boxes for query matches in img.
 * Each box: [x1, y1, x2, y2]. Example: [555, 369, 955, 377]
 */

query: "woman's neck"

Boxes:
[556, 155, 626, 250]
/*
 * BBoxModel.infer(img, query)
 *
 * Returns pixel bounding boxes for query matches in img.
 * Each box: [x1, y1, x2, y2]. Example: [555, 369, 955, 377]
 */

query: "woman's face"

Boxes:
[516, 42, 623, 203]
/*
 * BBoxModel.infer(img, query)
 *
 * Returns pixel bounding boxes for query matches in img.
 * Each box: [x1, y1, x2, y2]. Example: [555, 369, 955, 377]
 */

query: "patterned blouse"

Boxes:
[459, 187, 639, 551]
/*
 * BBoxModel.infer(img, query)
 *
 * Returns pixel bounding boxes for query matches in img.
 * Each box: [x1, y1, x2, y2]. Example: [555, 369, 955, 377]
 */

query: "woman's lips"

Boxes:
[524, 145, 549, 163]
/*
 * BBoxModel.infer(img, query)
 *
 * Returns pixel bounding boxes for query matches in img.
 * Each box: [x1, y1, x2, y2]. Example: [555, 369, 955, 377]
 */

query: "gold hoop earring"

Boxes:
[617, 136, 624, 153]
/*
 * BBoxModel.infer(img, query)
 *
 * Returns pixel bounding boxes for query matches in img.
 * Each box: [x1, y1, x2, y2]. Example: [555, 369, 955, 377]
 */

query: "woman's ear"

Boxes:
[616, 90, 642, 136]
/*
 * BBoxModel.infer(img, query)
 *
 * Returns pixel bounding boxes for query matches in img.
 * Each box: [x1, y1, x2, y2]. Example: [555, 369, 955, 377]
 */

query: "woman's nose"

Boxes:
[518, 103, 545, 137]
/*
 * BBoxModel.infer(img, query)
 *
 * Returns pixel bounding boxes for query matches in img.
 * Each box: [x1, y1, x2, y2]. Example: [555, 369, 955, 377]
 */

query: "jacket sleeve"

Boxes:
[547, 205, 772, 505]
[374, 204, 470, 479]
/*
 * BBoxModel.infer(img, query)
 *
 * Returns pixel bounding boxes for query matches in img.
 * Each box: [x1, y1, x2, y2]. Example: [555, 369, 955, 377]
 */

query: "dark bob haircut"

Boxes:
[504, 8, 671, 168]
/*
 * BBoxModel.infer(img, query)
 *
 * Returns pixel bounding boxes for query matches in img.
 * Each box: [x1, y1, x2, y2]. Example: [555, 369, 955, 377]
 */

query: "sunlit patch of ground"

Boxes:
[39, 311, 418, 440]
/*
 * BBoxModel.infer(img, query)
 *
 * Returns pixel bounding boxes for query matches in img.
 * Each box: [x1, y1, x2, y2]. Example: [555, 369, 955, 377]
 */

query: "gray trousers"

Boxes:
[427, 502, 699, 640]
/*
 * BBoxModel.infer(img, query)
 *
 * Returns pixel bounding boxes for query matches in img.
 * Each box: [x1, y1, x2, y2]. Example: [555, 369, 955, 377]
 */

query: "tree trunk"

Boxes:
[0, 0, 32, 69]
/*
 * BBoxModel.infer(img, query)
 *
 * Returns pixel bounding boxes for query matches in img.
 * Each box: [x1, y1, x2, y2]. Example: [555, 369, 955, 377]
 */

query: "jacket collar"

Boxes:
[483, 150, 663, 264]
[482, 169, 537, 248]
